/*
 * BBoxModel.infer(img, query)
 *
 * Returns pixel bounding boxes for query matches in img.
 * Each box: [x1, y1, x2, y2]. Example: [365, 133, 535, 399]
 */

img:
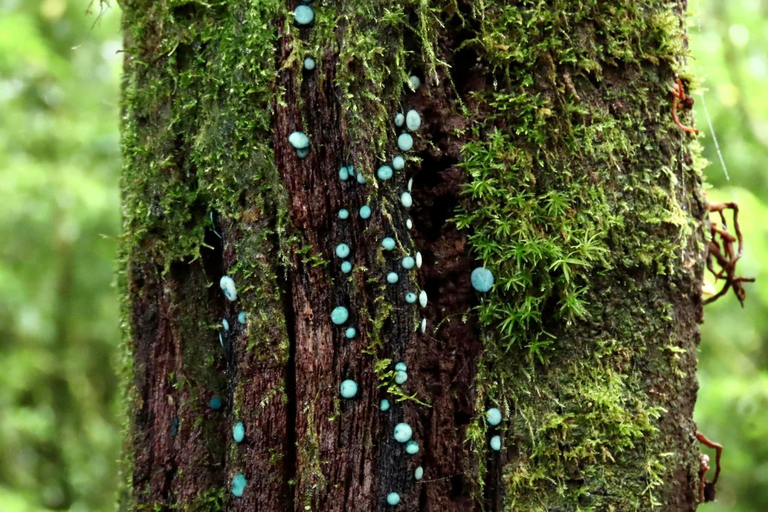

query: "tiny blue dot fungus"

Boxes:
[419, 290, 428, 308]
[341, 261, 352, 274]
[293, 4, 314, 25]
[421, 318, 427, 333]
[340, 379, 358, 398]
[409, 75, 421, 90]
[387, 493, 401, 506]
[222, 318, 230, 331]
[394, 423, 413, 443]
[405, 110, 421, 131]
[339, 166, 349, 181]
[397, 133, 414, 151]
[359, 205, 372, 219]
[338, 209, 350, 219]
[296, 147, 309, 159]
[233, 422, 245, 443]
[490, 435, 502, 451]
[406, 219, 413, 229]
[289, 131, 309, 149]
[209, 396, 222, 410]
[486, 407, 502, 426]
[415, 466, 424, 480]
[380, 398, 390, 411]
[303, 57, 315, 70]
[392, 156, 405, 170]
[400, 192, 413, 208]
[406, 440, 419, 455]
[345, 327, 356, 339]
[395, 362, 407, 372]
[220, 276, 238, 301]
[381, 237, 396, 251]
[395, 371, 408, 385]
[386, 272, 399, 284]
[377, 165, 393, 180]
[394, 113, 405, 127]
[357, 172, 367, 184]
[331, 306, 349, 325]
[405, 292, 417, 304]
[232, 474, 247, 497]
[402, 256, 415, 269]
[416, 252, 423, 268]
[237, 311, 247, 325]
[471, 267, 495, 293]
[336, 243, 351, 259]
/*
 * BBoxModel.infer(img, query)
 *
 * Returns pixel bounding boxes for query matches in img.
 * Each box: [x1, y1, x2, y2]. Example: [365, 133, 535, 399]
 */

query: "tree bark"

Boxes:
[118, 1, 706, 511]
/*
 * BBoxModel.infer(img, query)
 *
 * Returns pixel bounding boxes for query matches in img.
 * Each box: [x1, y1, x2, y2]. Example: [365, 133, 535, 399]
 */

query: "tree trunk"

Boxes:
[118, 1, 706, 510]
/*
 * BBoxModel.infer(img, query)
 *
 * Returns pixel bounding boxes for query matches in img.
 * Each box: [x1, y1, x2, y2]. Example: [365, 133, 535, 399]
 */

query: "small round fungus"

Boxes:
[394, 113, 405, 127]
[331, 306, 349, 325]
[347, 165, 355, 175]
[293, 4, 314, 25]
[418, 290, 428, 308]
[357, 172, 367, 184]
[420, 318, 427, 333]
[414, 466, 424, 481]
[406, 219, 413, 229]
[341, 261, 353, 274]
[471, 267, 495, 293]
[381, 237, 396, 251]
[340, 379, 358, 399]
[377, 165, 393, 181]
[339, 166, 350, 181]
[338, 209, 350, 219]
[296, 147, 310, 159]
[209, 397, 222, 410]
[400, 192, 413, 208]
[222, 318, 230, 331]
[303, 57, 316, 70]
[405, 110, 421, 131]
[336, 243, 351, 259]
[392, 156, 405, 170]
[405, 292, 417, 304]
[359, 205, 372, 219]
[345, 327, 356, 339]
[486, 407, 502, 426]
[386, 272, 399, 284]
[395, 362, 407, 372]
[380, 399, 390, 411]
[395, 371, 408, 385]
[416, 252, 423, 268]
[408, 178, 413, 192]
[232, 474, 247, 497]
[219, 332, 225, 347]
[289, 131, 309, 149]
[397, 133, 414, 151]
[394, 423, 413, 443]
[406, 441, 419, 455]
[220, 276, 238, 301]
[490, 435, 502, 451]
[237, 311, 247, 325]
[409, 75, 421, 90]
[233, 422, 245, 443]
[387, 493, 401, 506]
[402, 256, 415, 270]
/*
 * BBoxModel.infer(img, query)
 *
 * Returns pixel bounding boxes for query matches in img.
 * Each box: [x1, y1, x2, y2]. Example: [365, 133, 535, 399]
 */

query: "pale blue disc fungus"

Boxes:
[387, 492, 401, 506]
[359, 205, 371, 219]
[209, 396, 222, 410]
[405, 110, 421, 131]
[341, 261, 352, 274]
[303, 57, 315, 70]
[233, 422, 245, 443]
[296, 147, 310, 159]
[394, 423, 413, 443]
[356, 172, 367, 184]
[486, 407, 502, 426]
[340, 379, 358, 398]
[416, 252, 423, 268]
[386, 272, 399, 284]
[402, 256, 415, 269]
[380, 398, 390, 411]
[219, 332, 225, 347]
[394, 113, 405, 127]
[408, 178, 413, 192]
[331, 306, 349, 325]
[395, 362, 407, 372]
[406, 219, 413, 229]
[421, 318, 427, 333]
[490, 435, 502, 451]
[397, 133, 414, 151]
[418, 290, 428, 308]
[293, 4, 314, 25]
[339, 166, 350, 181]
[220, 276, 238, 301]
[345, 327, 356, 339]
[338, 209, 349, 219]
[336, 243, 351, 259]
[409, 75, 421, 90]
[471, 267, 495, 293]
[222, 318, 230, 331]
[377, 165, 393, 180]
[289, 131, 309, 149]
[232, 474, 247, 497]
[237, 311, 247, 325]
[381, 237, 396, 251]
[405, 292, 416, 304]
[392, 156, 405, 170]
[400, 191, 413, 208]
[395, 371, 408, 385]
[347, 165, 355, 175]
[415, 466, 424, 481]
[406, 441, 419, 455]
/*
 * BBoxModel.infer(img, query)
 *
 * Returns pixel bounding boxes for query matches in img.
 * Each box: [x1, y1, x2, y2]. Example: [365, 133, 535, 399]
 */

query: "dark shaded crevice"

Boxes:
[279, 265, 298, 511]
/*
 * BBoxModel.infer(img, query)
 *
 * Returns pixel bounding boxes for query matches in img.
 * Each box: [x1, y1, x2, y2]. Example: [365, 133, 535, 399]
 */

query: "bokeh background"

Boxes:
[0, 0, 765, 510]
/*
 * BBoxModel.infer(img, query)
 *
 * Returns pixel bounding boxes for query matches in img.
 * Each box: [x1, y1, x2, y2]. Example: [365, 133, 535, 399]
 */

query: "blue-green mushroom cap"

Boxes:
[340, 379, 358, 398]
[237, 311, 247, 325]
[339, 166, 350, 181]
[331, 306, 349, 325]
[406, 218, 413, 229]
[392, 156, 405, 170]
[397, 133, 414, 151]
[400, 191, 413, 208]
[338, 209, 349, 219]
[296, 147, 310, 159]
[381, 237, 396, 251]
[303, 57, 315, 70]
[409, 75, 421, 90]
[490, 435, 502, 451]
[209, 396, 222, 410]
[402, 256, 415, 269]
[386, 272, 399, 284]
[336, 243, 351, 259]
[359, 205, 371, 219]
[486, 407, 502, 426]
[345, 327, 356, 339]
[380, 398, 390, 411]
[222, 318, 230, 331]
[419, 290, 428, 308]
[233, 422, 245, 443]
[395, 371, 408, 385]
[406, 440, 419, 455]
[289, 131, 309, 149]
[421, 318, 427, 333]
[395, 362, 407, 372]
[356, 172, 367, 184]
[377, 165, 393, 180]
[386, 492, 401, 506]
[394, 113, 405, 127]
[394, 423, 413, 443]
[220, 276, 238, 301]
[415, 466, 424, 480]
[471, 267, 495, 292]
[293, 4, 314, 25]
[341, 261, 352, 274]
[405, 110, 421, 131]
[232, 474, 247, 497]
[405, 292, 417, 304]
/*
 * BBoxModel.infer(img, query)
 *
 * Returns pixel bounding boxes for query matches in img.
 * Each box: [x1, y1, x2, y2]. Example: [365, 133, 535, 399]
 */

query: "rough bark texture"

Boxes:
[118, 1, 706, 511]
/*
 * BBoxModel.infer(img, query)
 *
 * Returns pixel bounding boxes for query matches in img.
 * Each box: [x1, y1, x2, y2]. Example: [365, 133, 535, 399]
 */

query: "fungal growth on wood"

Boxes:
[471, 267, 495, 293]
[219, 276, 237, 301]
[340, 379, 358, 399]
[293, 5, 314, 26]
[231, 474, 246, 497]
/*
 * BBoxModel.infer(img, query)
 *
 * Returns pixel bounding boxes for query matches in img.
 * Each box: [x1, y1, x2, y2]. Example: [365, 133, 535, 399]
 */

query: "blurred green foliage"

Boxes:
[0, 0, 765, 510]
